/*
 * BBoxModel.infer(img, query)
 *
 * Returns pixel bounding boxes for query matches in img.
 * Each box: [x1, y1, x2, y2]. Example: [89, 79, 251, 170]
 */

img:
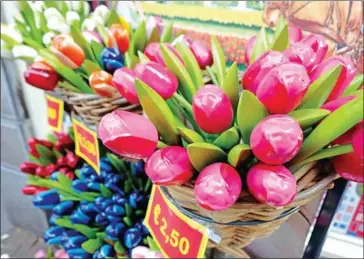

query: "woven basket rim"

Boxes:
[161, 186, 299, 226]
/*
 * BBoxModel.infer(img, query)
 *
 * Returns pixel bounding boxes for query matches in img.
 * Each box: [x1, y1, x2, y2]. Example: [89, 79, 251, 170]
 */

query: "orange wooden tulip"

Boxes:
[107, 24, 129, 54]
[51, 34, 85, 69]
[89, 70, 117, 98]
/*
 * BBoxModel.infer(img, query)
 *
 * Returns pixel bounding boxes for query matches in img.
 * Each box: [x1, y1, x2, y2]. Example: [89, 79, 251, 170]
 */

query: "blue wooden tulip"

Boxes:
[131, 160, 145, 177]
[49, 214, 60, 225]
[86, 182, 101, 192]
[106, 174, 123, 184]
[100, 48, 124, 74]
[52, 201, 76, 216]
[106, 214, 122, 224]
[105, 182, 123, 194]
[62, 235, 88, 251]
[80, 165, 97, 179]
[128, 191, 145, 209]
[105, 204, 125, 216]
[72, 179, 89, 193]
[44, 226, 65, 245]
[100, 157, 111, 163]
[33, 189, 60, 210]
[124, 228, 142, 249]
[67, 248, 91, 259]
[99, 244, 116, 258]
[105, 222, 126, 241]
[50, 171, 59, 181]
[95, 213, 109, 227]
[100, 161, 113, 173]
[62, 230, 82, 239]
[70, 209, 92, 225]
[100, 198, 114, 211]
[112, 193, 126, 205]
[133, 222, 149, 235]
[79, 201, 98, 217]
[87, 174, 104, 183]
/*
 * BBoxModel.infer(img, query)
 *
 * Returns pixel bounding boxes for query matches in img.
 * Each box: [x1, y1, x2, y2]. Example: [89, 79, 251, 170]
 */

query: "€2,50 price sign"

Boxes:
[46, 94, 64, 133]
[144, 185, 208, 258]
[72, 117, 100, 174]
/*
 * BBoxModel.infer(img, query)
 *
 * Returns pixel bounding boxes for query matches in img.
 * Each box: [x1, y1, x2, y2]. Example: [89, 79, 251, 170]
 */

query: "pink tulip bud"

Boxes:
[333, 151, 363, 183]
[288, 25, 303, 43]
[146, 16, 163, 38]
[310, 56, 357, 102]
[82, 30, 103, 44]
[256, 63, 310, 114]
[131, 246, 150, 259]
[251, 115, 303, 165]
[189, 40, 213, 69]
[113, 67, 139, 104]
[144, 42, 185, 66]
[192, 84, 233, 134]
[321, 95, 356, 112]
[145, 146, 194, 185]
[283, 42, 316, 72]
[242, 51, 289, 94]
[247, 163, 297, 206]
[244, 35, 256, 65]
[194, 163, 242, 211]
[300, 34, 328, 66]
[352, 121, 363, 159]
[134, 62, 178, 99]
[98, 111, 158, 159]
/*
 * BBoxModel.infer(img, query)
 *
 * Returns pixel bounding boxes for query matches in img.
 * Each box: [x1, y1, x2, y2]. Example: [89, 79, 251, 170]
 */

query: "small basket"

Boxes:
[164, 161, 338, 258]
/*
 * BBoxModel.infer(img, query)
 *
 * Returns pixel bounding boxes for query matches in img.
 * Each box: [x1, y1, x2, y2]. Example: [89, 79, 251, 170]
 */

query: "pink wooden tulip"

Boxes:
[98, 111, 158, 159]
[112, 67, 139, 104]
[321, 95, 356, 112]
[310, 56, 357, 102]
[333, 151, 363, 183]
[145, 146, 194, 185]
[283, 42, 316, 72]
[134, 62, 178, 99]
[256, 63, 310, 114]
[192, 84, 233, 134]
[194, 163, 242, 211]
[247, 163, 297, 206]
[244, 35, 256, 65]
[300, 34, 328, 66]
[288, 25, 303, 43]
[352, 122, 363, 159]
[144, 42, 184, 66]
[251, 115, 303, 165]
[189, 40, 213, 69]
[242, 51, 289, 94]
[82, 30, 103, 44]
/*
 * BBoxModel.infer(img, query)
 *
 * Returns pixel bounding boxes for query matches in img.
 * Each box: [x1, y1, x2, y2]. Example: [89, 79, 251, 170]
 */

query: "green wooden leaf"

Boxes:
[222, 62, 239, 110]
[125, 204, 132, 217]
[106, 153, 123, 172]
[288, 109, 331, 129]
[106, 8, 121, 27]
[28, 154, 40, 164]
[160, 23, 173, 43]
[58, 1, 69, 16]
[100, 184, 113, 198]
[290, 95, 363, 165]
[299, 66, 343, 109]
[73, 224, 98, 239]
[39, 49, 94, 94]
[237, 90, 269, 144]
[135, 79, 179, 145]
[125, 52, 140, 69]
[227, 144, 251, 167]
[18, 1, 42, 44]
[178, 127, 205, 144]
[147, 236, 161, 252]
[133, 20, 147, 52]
[91, 40, 104, 67]
[148, 27, 160, 44]
[250, 27, 269, 63]
[57, 173, 73, 188]
[187, 143, 227, 171]
[213, 127, 240, 151]
[47, 133, 57, 144]
[96, 23, 109, 45]
[81, 60, 101, 75]
[292, 144, 353, 167]
[175, 42, 203, 89]
[342, 74, 363, 97]
[35, 11, 49, 34]
[70, 23, 98, 64]
[35, 144, 53, 158]
[160, 44, 196, 102]
[54, 217, 73, 229]
[82, 238, 103, 253]
[137, 50, 150, 63]
[114, 241, 126, 254]
[270, 16, 289, 51]
[123, 217, 133, 227]
[74, 169, 82, 179]
[348, 89, 364, 98]
[211, 35, 226, 86]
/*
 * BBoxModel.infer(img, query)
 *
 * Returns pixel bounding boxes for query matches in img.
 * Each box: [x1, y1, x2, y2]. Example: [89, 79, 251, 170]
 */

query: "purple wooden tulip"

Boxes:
[256, 63, 310, 114]
[242, 51, 289, 94]
[251, 115, 303, 165]
[300, 34, 328, 67]
[310, 56, 357, 102]
[134, 61, 178, 99]
[98, 111, 158, 160]
[113, 67, 139, 104]
[194, 163, 242, 211]
[145, 146, 194, 186]
[192, 84, 233, 134]
[247, 163, 297, 206]
[283, 42, 316, 72]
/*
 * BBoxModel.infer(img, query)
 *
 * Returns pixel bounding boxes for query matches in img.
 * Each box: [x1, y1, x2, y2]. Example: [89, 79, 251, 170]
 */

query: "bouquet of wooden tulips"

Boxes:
[98, 17, 363, 215]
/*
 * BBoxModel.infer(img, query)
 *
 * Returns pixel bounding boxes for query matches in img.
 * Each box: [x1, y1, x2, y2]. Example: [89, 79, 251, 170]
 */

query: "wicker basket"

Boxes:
[163, 161, 338, 258]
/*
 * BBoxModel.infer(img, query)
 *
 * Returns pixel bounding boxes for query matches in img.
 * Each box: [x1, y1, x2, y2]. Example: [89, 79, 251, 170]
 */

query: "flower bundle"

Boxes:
[99, 18, 363, 212]
[30, 153, 158, 258]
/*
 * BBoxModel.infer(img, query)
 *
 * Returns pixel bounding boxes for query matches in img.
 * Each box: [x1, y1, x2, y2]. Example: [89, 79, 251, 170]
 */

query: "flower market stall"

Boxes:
[1, 1, 363, 259]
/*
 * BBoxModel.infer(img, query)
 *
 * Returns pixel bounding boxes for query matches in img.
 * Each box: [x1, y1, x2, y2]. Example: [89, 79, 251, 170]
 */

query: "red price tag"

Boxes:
[144, 185, 208, 258]
[72, 117, 100, 174]
[46, 94, 64, 133]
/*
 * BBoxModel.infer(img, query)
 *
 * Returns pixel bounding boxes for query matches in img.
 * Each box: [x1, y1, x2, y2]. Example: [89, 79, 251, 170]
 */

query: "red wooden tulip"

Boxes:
[310, 56, 357, 102]
[192, 84, 233, 134]
[300, 34, 328, 67]
[242, 51, 289, 94]
[247, 163, 297, 206]
[36, 167, 50, 178]
[145, 146, 194, 185]
[22, 185, 48, 195]
[134, 62, 178, 99]
[256, 63, 310, 114]
[112, 67, 139, 104]
[24, 61, 60, 91]
[20, 162, 39, 175]
[352, 121, 363, 160]
[98, 110, 158, 159]
[283, 42, 316, 72]
[144, 42, 184, 66]
[194, 163, 242, 211]
[107, 24, 129, 54]
[333, 151, 363, 183]
[251, 115, 303, 165]
[89, 70, 117, 98]
[244, 35, 256, 65]
[51, 34, 85, 69]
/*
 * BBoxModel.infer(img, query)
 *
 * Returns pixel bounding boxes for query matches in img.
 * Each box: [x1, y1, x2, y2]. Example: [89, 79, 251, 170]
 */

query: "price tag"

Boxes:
[72, 117, 100, 174]
[144, 185, 208, 258]
[46, 94, 64, 133]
